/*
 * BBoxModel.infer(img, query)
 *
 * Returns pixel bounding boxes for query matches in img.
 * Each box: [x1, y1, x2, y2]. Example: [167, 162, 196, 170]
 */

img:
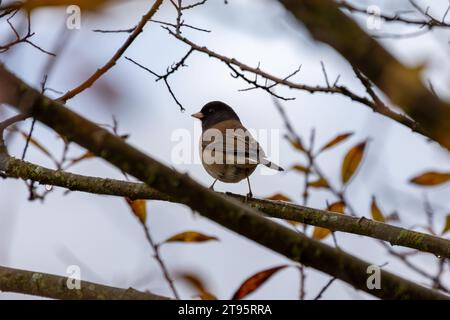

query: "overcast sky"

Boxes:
[0, 0, 449, 299]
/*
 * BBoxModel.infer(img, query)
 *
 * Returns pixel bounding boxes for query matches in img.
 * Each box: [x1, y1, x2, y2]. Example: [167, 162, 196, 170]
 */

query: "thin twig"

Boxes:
[313, 277, 336, 300]
[58, 0, 164, 102]
[125, 51, 193, 112]
[140, 222, 180, 299]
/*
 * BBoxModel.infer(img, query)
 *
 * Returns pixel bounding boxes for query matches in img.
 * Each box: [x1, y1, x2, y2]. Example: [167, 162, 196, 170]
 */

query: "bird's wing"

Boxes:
[201, 128, 266, 167]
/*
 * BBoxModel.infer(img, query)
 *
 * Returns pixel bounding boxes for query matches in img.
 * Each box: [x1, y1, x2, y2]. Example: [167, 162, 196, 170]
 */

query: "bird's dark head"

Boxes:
[191, 101, 240, 129]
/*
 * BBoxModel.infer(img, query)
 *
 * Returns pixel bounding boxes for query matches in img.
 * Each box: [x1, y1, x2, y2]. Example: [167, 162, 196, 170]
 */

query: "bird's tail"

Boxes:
[261, 159, 284, 172]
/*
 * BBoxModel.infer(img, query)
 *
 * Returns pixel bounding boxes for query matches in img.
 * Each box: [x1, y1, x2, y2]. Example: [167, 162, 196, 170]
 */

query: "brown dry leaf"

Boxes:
[409, 172, 450, 186]
[341, 140, 367, 185]
[68, 151, 95, 166]
[181, 273, 217, 300]
[125, 198, 146, 224]
[163, 231, 218, 244]
[312, 226, 331, 240]
[327, 201, 346, 214]
[371, 196, 385, 223]
[287, 220, 302, 227]
[290, 164, 310, 174]
[319, 132, 353, 153]
[232, 265, 288, 300]
[198, 291, 217, 300]
[264, 193, 292, 202]
[289, 139, 305, 152]
[308, 177, 329, 189]
[23, 0, 109, 11]
[442, 214, 450, 235]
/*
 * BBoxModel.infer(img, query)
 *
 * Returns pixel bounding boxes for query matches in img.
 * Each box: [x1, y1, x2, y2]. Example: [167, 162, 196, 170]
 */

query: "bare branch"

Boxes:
[164, 27, 432, 142]
[337, 0, 450, 28]
[313, 277, 336, 300]
[1, 154, 450, 261]
[279, 0, 450, 151]
[125, 50, 193, 112]
[0, 265, 170, 300]
[1, 64, 448, 300]
[57, 0, 164, 102]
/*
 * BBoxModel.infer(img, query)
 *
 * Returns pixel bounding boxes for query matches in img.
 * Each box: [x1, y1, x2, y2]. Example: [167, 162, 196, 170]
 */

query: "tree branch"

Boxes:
[0, 64, 447, 300]
[337, 1, 450, 28]
[57, 0, 163, 102]
[278, 0, 450, 151]
[1, 155, 449, 260]
[164, 27, 428, 139]
[0, 265, 169, 300]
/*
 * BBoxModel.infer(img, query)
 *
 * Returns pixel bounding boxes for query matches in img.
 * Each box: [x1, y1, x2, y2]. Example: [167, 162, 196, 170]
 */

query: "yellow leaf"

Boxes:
[22, 0, 109, 11]
[265, 193, 292, 202]
[410, 172, 450, 186]
[327, 201, 346, 214]
[232, 265, 288, 300]
[290, 164, 310, 174]
[289, 139, 305, 152]
[341, 141, 367, 184]
[312, 227, 331, 240]
[163, 231, 218, 244]
[125, 198, 146, 224]
[308, 177, 329, 189]
[181, 273, 217, 300]
[371, 196, 385, 223]
[287, 220, 302, 226]
[319, 132, 353, 152]
[442, 214, 450, 235]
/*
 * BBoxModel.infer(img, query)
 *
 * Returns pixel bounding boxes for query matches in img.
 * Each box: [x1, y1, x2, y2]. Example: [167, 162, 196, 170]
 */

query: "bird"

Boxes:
[191, 101, 284, 198]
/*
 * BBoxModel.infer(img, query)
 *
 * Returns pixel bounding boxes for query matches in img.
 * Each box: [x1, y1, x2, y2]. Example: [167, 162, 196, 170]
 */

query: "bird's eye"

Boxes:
[208, 108, 214, 113]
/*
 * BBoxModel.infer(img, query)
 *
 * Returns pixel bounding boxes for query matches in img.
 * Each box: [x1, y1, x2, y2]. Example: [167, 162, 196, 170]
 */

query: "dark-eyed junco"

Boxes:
[191, 101, 284, 197]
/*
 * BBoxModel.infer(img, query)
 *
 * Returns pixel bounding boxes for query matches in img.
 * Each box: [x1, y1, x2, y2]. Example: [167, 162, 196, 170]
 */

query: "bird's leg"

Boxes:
[209, 178, 218, 191]
[246, 175, 253, 200]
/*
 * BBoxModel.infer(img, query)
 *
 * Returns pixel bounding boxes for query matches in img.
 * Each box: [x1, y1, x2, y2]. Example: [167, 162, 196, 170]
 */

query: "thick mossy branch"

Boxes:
[279, 0, 450, 151]
[0, 65, 448, 300]
[1, 156, 449, 260]
[0, 265, 169, 300]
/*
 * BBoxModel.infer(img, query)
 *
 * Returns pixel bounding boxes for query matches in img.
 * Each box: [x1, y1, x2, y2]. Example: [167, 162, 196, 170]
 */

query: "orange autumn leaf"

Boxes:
[290, 164, 310, 174]
[371, 196, 385, 223]
[288, 139, 305, 153]
[312, 226, 331, 240]
[409, 172, 450, 186]
[163, 231, 218, 244]
[308, 177, 329, 189]
[125, 198, 146, 224]
[264, 193, 292, 202]
[319, 132, 353, 153]
[232, 265, 288, 300]
[287, 219, 302, 227]
[327, 201, 346, 214]
[341, 140, 367, 184]
[22, 0, 109, 11]
[181, 273, 217, 300]
[442, 214, 450, 235]
[198, 291, 217, 300]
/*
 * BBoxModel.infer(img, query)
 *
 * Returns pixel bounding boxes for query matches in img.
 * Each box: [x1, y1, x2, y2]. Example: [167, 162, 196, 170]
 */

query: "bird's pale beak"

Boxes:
[191, 112, 204, 120]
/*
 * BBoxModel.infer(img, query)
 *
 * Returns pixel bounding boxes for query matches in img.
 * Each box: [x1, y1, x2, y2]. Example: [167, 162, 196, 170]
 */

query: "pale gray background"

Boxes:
[0, 0, 449, 299]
